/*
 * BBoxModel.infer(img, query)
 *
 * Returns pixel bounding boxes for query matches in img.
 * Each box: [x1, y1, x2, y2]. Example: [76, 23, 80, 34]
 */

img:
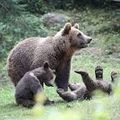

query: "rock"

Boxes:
[41, 13, 69, 26]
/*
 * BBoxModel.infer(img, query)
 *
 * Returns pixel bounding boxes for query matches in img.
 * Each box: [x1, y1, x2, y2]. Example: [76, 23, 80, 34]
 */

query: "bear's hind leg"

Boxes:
[68, 83, 81, 91]
[57, 89, 77, 102]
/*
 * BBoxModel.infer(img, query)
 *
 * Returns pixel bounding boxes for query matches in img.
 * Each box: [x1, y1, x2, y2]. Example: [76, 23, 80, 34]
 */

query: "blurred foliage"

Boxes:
[17, 0, 52, 14]
[48, 0, 112, 9]
[0, 0, 119, 62]
[0, 0, 22, 19]
[104, 34, 120, 57]
[0, 14, 49, 61]
[16, 0, 113, 12]
[100, 9, 120, 57]
[31, 88, 120, 120]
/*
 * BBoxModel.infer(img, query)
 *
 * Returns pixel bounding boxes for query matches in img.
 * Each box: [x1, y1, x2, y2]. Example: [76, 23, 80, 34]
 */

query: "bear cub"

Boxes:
[15, 62, 55, 108]
[57, 66, 117, 102]
[57, 70, 95, 102]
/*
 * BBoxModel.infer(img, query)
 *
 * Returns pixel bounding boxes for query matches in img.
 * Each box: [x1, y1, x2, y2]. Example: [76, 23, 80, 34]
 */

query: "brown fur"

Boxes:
[95, 66, 103, 80]
[68, 83, 81, 91]
[75, 70, 113, 95]
[111, 71, 118, 83]
[57, 83, 91, 102]
[57, 86, 87, 102]
[57, 69, 117, 102]
[57, 89, 78, 102]
[7, 23, 92, 91]
[15, 62, 55, 108]
[57, 71, 94, 102]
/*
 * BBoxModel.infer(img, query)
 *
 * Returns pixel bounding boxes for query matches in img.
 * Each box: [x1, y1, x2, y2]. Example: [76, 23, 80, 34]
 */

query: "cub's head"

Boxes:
[61, 22, 92, 49]
[42, 62, 55, 87]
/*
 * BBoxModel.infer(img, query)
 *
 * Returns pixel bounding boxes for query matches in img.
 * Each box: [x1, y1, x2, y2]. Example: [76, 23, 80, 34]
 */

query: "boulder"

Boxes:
[41, 13, 69, 26]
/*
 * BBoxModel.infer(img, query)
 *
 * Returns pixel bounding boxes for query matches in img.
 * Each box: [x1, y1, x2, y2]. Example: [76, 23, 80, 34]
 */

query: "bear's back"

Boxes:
[15, 72, 31, 98]
[8, 37, 54, 69]
[8, 37, 44, 67]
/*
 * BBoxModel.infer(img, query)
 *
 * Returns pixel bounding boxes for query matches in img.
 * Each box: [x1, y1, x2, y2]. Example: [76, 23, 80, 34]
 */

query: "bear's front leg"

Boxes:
[55, 60, 71, 91]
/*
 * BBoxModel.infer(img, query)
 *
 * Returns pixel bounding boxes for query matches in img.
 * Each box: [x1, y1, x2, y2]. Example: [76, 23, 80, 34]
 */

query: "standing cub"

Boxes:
[15, 62, 55, 108]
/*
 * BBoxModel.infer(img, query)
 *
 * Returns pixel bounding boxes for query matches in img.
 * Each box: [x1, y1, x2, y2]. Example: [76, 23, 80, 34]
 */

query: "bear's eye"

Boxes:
[77, 33, 81, 37]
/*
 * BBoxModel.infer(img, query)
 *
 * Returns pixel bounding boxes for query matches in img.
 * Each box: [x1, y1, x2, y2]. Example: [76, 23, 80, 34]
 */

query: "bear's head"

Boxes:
[61, 23, 92, 49]
[41, 62, 55, 87]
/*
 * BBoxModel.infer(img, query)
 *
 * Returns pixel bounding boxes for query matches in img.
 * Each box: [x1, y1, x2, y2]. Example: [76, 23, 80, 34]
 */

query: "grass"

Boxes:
[1, 51, 120, 120]
[0, 7, 120, 120]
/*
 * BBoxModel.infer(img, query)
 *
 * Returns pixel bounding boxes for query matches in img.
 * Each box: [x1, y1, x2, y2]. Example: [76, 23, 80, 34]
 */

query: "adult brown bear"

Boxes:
[7, 23, 92, 91]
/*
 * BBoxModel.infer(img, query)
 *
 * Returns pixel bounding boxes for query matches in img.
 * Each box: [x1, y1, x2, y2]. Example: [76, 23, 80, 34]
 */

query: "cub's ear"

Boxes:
[62, 22, 71, 36]
[73, 23, 79, 29]
[43, 61, 49, 69]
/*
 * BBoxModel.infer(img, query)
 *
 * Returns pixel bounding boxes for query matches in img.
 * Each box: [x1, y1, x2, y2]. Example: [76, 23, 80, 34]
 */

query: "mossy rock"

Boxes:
[41, 13, 70, 26]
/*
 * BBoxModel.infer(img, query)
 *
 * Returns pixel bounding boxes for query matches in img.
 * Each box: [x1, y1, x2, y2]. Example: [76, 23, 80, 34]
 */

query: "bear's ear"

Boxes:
[73, 23, 79, 29]
[43, 61, 49, 69]
[62, 23, 72, 36]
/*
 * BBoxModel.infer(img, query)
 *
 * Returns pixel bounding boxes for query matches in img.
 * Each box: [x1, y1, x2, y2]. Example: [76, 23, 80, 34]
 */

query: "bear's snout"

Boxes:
[80, 32, 92, 45]
[87, 38, 92, 44]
